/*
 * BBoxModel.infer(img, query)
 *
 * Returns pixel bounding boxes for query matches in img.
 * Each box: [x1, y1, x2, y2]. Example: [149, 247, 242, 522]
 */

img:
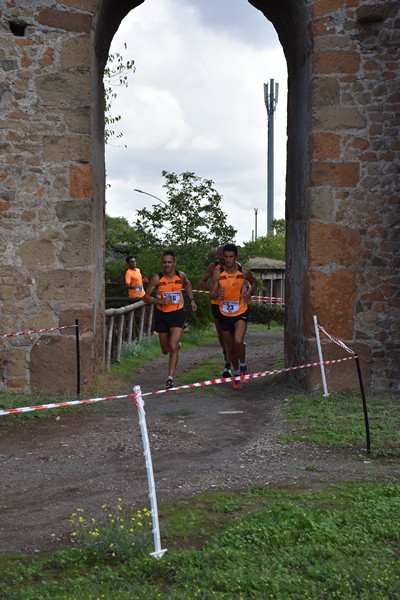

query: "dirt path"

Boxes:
[0, 330, 398, 554]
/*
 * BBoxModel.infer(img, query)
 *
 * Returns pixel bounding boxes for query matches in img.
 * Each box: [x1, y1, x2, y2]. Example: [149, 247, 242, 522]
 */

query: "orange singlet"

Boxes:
[157, 271, 184, 312]
[218, 267, 247, 317]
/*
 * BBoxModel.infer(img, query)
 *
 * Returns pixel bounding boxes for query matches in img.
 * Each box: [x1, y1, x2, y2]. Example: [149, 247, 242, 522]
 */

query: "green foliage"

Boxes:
[70, 503, 152, 563]
[248, 301, 285, 327]
[134, 171, 237, 247]
[104, 45, 135, 144]
[1, 483, 399, 599]
[105, 214, 140, 256]
[241, 217, 285, 262]
[282, 391, 400, 455]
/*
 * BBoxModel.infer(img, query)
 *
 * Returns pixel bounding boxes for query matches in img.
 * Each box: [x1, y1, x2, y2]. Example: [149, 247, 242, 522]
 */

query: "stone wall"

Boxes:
[0, 0, 102, 392]
[0, 0, 399, 393]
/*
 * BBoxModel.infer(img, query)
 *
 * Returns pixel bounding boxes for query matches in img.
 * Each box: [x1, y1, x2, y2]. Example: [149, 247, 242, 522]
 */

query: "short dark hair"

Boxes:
[126, 255, 135, 264]
[162, 250, 175, 259]
[223, 243, 238, 256]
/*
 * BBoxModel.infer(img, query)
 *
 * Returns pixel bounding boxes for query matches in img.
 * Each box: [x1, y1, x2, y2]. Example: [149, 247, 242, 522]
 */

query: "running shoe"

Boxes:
[222, 367, 232, 378]
[232, 378, 242, 390]
[240, 365, 248, 382]
[166, 377, 174, 390]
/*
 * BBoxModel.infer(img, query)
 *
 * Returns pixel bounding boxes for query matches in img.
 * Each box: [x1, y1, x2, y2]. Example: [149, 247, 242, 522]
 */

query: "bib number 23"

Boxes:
[222, 301, 239, 313]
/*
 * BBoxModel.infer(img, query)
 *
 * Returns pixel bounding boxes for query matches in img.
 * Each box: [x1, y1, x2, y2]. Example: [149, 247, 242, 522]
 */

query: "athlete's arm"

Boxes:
[143, 274, 170, 305]
[243, 268, 258, 302]
[209, 268, 221, 300]
[199, 262, 215, 291]
[181, 272, 198, 312]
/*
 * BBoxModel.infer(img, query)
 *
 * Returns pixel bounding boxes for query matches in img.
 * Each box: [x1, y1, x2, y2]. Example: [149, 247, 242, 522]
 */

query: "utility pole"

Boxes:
[254, 208, 258, 240]
[264, 79, 279, 235]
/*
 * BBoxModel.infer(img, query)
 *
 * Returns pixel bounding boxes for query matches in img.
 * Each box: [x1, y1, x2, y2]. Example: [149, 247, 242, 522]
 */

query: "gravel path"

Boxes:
[0, 330, 398, 554]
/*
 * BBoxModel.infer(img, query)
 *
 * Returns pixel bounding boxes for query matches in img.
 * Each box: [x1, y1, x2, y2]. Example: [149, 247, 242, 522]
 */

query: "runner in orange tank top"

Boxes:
[199, 245, 232, 377]
[210, 243, 257, 390]
[144, 250, 197, 390]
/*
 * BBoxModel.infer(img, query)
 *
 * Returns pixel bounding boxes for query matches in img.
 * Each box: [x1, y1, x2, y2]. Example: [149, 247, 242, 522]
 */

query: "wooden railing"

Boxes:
[105, 301, 155, 370]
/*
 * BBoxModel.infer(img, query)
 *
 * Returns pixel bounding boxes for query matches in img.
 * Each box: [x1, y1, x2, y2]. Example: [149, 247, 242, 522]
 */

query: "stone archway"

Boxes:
[1, 1, 398, 392]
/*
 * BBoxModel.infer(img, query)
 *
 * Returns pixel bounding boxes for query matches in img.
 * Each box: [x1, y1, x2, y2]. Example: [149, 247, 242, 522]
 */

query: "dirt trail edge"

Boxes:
[0, 330, 398, 554]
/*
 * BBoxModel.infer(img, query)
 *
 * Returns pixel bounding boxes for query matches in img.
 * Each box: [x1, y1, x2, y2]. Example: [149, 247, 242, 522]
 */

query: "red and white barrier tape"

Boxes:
[317, 324, 355, 355]
[0, 324, 77, 340]
[192, 290, 285, 303]
[0, 355, 355, 417]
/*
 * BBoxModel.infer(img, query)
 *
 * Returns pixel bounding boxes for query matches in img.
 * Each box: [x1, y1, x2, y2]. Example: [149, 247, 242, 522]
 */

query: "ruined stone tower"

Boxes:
[1, 1, 399, 392]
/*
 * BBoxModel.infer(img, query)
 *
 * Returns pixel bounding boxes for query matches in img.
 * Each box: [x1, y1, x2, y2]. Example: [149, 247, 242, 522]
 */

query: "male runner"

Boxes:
[125, 256, 148, 301]
[199, 245, 232, 378]
[144, 250, 197, 389]
[209, 243, 257, 390]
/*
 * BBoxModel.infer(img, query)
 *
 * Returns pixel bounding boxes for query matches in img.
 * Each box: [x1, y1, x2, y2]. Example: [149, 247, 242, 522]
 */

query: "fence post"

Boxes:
[313, 315, 329, 397]
[133, 385, 167, 560]
[75, 319, 81, 396]
[116, 314, 125, 362]
[106, 314, 114, 371]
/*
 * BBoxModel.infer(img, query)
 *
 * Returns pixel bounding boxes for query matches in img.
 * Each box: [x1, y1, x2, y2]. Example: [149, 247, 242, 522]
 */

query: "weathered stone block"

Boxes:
[305, 340, 371, 392]
[312, 107, 366, 129]
[310, 162, 360, 187]
[315, 50, 360, 74]
[62, 223, 93, 267]
[43, 136, 91, 163]
[61, 35, 90, 69]
[305, 269, 356, 339]
[70, 164, 93, 198]
[59, 306, 93, 333]
[63, 107, 90, 133]
[312, 77, 340, 107]
[19, 239, 56, 266]
[308, 222, 361, 267]
[36, 270, 92, 302]
[310, 132, 341, 160]
[30, 336, 92, 393]
[36, 72, 91, 104]
[36, 8, 92, 33]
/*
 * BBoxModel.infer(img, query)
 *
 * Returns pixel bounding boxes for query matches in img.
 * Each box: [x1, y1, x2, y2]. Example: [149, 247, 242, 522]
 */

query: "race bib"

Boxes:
[222, 301, 239, 313]
[135, 285, 143, 292]
[164, 291, 181, 304]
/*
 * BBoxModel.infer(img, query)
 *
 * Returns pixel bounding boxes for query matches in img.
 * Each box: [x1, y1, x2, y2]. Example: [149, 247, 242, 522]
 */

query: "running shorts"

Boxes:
[154, 308, 186, 333]
[219, 310, 249, 332]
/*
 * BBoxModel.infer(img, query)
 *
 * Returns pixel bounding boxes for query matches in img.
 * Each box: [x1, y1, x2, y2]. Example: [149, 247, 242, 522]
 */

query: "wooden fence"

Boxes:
[105, 301, 155, 370]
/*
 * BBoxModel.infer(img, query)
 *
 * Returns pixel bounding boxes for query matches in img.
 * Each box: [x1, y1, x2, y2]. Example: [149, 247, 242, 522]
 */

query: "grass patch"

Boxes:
[164, 408, 194, 418]
[179, 357, 223, 385]
[1, 481, 399, 599]
[281, 390, 400, 456]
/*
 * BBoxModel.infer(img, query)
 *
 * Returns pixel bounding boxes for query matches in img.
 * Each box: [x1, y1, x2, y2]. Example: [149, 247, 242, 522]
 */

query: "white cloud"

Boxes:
[105, 0, 287, 243]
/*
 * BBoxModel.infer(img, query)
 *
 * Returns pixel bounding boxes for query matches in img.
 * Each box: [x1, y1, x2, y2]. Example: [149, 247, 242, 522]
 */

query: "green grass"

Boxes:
[1, 481, 399, 599]
[281, 390, 400, 457]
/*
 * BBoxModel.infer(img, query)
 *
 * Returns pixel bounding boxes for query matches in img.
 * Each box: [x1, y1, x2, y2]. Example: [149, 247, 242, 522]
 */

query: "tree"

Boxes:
[240, 218, 285, 262]
[104, 45, 135, 145]
[134, 171, 237, 247]
[105, 215, 140, 257]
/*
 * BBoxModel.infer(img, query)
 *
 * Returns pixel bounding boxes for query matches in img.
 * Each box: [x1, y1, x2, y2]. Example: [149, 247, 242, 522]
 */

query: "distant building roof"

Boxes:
[246, 257, 285, 270]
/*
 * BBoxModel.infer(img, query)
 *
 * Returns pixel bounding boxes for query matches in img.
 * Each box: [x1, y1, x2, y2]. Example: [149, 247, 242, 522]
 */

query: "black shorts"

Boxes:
[154, 308, 186, 333]
[211, 304, 221, 320]
[219, 310, 249, 332]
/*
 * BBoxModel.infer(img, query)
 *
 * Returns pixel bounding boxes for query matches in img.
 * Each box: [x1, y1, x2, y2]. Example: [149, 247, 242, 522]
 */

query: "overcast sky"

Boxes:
[105, 0, 287, 244]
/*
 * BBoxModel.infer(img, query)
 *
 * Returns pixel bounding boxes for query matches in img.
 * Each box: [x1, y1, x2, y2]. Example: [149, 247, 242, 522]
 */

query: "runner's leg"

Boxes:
[168, 327, 183, 378]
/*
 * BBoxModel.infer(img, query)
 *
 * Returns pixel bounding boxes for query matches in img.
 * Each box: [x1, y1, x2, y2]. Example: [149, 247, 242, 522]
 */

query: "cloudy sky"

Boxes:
[105, 0, 287, 244]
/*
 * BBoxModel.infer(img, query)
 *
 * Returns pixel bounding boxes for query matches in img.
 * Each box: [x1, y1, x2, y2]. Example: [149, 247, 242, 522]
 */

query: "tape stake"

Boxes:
[132, 386, 167, 560]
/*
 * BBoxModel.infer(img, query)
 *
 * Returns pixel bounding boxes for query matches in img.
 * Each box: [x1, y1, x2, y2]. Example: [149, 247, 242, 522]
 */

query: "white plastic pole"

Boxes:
[133, 385, 167, 559]
[313, 315, 329, 397]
